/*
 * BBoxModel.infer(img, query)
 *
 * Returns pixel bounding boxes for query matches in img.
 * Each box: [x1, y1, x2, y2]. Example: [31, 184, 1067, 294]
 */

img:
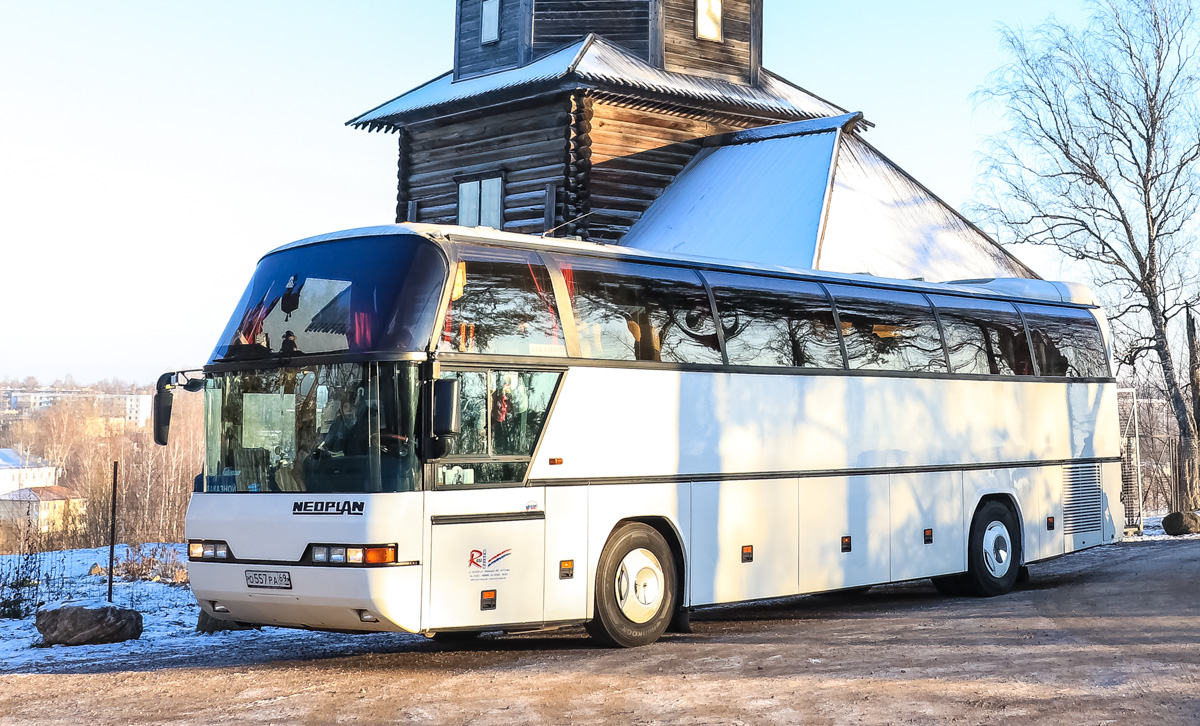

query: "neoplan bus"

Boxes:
[154, 223, 1121, 647]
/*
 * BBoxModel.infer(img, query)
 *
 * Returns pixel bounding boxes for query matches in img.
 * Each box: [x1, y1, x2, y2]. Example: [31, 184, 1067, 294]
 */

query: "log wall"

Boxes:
[662, 0, 757, 83]
[586, 99, 757, 242]
[531, 0, 651, 60]
[405, 99, 571, 236]
[456, 0, 525, 79]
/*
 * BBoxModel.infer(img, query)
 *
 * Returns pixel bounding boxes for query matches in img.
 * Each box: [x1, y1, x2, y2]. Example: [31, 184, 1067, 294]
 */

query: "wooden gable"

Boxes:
[453, 0, 762, 84]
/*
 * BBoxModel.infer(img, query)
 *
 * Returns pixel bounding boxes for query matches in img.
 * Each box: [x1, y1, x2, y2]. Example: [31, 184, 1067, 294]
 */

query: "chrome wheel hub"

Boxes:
[615, 548, 664, 624]
[982, 521, 1012, 579]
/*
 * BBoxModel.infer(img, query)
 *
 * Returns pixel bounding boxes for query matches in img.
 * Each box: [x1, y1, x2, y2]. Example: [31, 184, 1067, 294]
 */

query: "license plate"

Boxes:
[245, 570, 292, 590]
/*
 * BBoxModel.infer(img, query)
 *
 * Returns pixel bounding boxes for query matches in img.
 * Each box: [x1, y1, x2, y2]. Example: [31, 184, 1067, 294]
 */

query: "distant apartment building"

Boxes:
[0, 389, 152, 427]
[0, 448, 59, 495]
[0, 485, 86, 536]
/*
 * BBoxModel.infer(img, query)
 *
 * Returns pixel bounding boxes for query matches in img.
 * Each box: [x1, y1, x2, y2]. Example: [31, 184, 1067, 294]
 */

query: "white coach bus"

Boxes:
[154, 224, 1121, 647]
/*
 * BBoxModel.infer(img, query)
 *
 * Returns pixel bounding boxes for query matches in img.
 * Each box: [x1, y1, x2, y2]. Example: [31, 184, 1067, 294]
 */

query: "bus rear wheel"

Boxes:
[587, 522, 676, 647]
[962, 501, 1022, 597]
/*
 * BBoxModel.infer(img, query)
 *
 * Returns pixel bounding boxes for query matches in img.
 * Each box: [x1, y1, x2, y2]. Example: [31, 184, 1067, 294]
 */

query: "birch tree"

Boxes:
[978, 0, 1200, 506]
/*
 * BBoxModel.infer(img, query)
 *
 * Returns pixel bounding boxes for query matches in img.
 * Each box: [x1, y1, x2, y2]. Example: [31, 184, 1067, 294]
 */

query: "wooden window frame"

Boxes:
[481, 0, 501, 45]
[456, 174, 505, 229]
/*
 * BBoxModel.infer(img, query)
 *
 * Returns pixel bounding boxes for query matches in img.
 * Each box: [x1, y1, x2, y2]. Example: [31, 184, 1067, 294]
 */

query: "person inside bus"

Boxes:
[322, 398, 358, 454]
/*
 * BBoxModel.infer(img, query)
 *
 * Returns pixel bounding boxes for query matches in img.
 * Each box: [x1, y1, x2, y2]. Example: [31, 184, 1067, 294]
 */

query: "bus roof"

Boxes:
[267, 223, 1098, 308]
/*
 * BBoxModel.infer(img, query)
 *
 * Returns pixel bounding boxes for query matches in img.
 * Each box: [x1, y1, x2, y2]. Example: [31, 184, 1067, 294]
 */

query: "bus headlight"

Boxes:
[307, 544, 397, 566]
[189, 540, 234, 561]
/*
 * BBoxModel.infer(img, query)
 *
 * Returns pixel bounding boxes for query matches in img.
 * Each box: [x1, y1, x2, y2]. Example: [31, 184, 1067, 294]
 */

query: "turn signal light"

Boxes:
[364, 546, 396, 564]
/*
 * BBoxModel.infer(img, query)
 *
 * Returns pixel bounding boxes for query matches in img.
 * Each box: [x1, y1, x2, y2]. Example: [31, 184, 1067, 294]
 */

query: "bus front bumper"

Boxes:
[189, 560, 423, 633]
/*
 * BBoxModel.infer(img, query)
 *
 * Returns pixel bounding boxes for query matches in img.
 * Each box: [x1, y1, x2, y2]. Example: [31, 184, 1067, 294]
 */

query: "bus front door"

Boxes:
[424, 487, 547, 632]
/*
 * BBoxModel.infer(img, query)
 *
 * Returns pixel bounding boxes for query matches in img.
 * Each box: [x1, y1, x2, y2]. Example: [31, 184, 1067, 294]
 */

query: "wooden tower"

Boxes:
[350, 0, 845, 242]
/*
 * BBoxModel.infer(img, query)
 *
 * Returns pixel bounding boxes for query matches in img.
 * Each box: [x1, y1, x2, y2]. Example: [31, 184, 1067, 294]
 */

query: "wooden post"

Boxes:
[107, 460, 118, 604]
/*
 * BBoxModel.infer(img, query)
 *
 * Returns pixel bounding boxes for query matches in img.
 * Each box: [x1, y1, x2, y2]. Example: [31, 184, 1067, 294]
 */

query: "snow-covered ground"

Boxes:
[0, 544, 426, 674]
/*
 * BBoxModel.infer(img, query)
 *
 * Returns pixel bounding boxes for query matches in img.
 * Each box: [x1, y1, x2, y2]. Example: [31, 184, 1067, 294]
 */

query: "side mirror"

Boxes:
[153, 373, 175, 446]
[432, 378, 461, 438]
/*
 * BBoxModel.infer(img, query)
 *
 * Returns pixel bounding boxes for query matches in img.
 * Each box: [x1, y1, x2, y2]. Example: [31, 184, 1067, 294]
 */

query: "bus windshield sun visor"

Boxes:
[210, 235, 446, 364]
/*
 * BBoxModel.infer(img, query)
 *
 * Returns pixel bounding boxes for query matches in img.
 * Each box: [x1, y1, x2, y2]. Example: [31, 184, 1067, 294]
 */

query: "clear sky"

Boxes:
[0, 0, 1088, 384]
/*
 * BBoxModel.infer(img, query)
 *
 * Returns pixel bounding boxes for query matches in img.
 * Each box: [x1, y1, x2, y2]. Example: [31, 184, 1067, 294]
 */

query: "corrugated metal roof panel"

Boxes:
[815, 135, 1035, 282]
[620, 130, 839, 264]
[349, 35, 846, 128]
[349, 41, 588, 126]
[621, 122, 1036, 283]
[573, 39, 845, 118]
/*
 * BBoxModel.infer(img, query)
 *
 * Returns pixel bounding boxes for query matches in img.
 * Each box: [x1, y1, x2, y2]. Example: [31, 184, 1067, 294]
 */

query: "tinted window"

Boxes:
[211, 235, 446, 363]
[705, 272, 844, 369]
[1018, 304, 1110, 378]
[930, 296, 1035, 376]
[437, 369, 560, 486]
[556, 256, 723, 365]
[440, 247, 567, 357]
[828, 286, 947, 373]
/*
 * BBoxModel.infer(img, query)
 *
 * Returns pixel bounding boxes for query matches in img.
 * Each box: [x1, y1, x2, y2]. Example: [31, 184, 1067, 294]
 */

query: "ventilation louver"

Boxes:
[1062, 464, 1103, 534]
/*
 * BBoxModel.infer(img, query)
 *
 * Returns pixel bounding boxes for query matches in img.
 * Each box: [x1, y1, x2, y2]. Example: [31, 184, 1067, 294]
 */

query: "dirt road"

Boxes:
[3, 539, 1199, 725]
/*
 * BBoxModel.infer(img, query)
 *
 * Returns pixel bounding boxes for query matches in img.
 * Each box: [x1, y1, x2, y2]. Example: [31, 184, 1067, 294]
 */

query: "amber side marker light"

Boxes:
[549, 457, 564, 466]
[365, 546, 397, 565]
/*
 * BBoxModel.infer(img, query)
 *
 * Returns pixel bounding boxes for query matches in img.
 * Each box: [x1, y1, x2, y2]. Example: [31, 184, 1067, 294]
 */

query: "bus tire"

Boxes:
[963, 501, 1022, 597]
[588, 522, 676, 647]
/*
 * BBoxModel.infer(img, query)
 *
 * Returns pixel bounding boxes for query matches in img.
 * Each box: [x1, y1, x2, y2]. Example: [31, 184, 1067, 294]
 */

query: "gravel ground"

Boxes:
[2, 538, 1199, 725]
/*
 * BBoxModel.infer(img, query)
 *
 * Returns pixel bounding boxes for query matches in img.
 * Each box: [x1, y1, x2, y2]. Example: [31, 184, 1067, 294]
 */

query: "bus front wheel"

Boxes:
[963, 501, 1022, 597]
[587, 522, 676, 647]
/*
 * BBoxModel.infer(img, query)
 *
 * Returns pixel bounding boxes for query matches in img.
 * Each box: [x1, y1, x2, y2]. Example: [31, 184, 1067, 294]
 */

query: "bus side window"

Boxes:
[1017, 304, 1110, 378]
[929, 296, 1033, 376]
[827, 286, 947, 373]
[554, 256, 723, 365]
[436, 369, 561, 486]
[704, 272, 843, 369]
[441, 247, 567, 358]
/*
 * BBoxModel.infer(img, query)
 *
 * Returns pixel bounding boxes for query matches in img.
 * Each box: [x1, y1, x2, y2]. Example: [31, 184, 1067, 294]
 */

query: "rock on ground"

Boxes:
[1162, 511, 1200, 535]
[35, 606, 142, 646]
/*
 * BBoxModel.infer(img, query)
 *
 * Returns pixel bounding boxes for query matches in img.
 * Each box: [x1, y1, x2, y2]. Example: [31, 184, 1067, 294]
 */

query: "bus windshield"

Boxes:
[210, 234, 446, 363]
[203, 362, 420, 493]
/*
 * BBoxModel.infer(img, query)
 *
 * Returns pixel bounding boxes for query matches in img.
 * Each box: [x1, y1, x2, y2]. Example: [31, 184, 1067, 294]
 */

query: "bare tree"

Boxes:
[978, 0, 1200, 507]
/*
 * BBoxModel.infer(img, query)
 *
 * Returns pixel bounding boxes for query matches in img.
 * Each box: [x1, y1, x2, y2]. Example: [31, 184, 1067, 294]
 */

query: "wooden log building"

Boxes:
[349, 0, 845, 243]
[349, 0, 1035, 281]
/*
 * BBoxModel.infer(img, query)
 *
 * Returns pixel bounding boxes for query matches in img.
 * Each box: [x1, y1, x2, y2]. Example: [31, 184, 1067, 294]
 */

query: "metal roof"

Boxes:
[0, 485, 80, 502]
[349, 35, 845, 129]
[0, 449, 53, 470]
[619, 115, 1037, 284]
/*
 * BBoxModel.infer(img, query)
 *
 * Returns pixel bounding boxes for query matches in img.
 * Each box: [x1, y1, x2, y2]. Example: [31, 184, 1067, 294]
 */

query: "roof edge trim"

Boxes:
[704, 112, 863, 148]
